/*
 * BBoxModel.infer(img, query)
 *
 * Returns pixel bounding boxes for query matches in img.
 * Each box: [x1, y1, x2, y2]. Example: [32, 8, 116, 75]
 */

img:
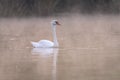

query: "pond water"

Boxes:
[0, 15, 120, 80]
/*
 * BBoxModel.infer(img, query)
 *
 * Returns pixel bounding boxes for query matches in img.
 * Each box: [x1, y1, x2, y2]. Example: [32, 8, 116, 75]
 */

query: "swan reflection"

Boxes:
[32, 48, 58, 57]
[31, 48, 59, 80]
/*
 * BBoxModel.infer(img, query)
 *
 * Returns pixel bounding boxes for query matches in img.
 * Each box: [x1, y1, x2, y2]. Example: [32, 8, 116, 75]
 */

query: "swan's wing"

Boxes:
[31, 40, 54, 48]
[38, 40, 54, 47]
[31, 41, 40, 48]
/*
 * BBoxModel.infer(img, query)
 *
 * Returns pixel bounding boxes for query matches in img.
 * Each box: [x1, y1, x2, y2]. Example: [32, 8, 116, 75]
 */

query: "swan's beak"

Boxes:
[56, 21, 61, 25]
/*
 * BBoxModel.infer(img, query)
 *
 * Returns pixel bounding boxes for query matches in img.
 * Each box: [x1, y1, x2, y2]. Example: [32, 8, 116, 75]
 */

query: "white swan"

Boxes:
[31, 20, 60, 48]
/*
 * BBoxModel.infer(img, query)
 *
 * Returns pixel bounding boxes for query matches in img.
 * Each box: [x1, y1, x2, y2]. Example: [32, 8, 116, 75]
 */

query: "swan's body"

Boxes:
[31, 20, 60, 48]
[31, 40, 54, 48]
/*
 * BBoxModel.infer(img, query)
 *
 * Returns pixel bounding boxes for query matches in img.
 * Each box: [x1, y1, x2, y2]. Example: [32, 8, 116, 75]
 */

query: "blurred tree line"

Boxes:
[0, 0, 120, 17]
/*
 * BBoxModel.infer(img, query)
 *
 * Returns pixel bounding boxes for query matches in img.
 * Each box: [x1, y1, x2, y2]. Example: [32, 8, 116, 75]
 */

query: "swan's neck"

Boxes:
[52, 25, 59, 47]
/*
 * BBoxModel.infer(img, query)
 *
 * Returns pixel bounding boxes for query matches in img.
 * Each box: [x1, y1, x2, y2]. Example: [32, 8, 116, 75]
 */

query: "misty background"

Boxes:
[0, 1, 120, 80]
[0, 0, 120, 17]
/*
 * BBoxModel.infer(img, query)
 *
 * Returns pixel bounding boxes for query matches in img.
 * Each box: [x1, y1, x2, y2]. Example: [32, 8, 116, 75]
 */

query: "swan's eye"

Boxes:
[55, 21, 60, 25]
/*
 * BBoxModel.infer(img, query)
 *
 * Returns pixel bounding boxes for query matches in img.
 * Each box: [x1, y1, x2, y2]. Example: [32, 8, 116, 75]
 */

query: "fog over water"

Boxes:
[0, 14, 120, 80]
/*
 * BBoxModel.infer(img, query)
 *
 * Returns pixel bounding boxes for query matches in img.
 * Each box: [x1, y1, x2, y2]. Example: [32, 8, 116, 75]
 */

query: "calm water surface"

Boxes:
[0, 15, 120, 80]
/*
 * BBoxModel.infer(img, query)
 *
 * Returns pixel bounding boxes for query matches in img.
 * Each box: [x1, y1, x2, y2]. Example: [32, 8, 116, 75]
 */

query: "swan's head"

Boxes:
[51, 20, 60, 26]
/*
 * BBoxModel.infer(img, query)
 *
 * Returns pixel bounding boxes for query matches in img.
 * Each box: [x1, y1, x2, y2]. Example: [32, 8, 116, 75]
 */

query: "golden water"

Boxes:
[0, 15, 120, 80]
